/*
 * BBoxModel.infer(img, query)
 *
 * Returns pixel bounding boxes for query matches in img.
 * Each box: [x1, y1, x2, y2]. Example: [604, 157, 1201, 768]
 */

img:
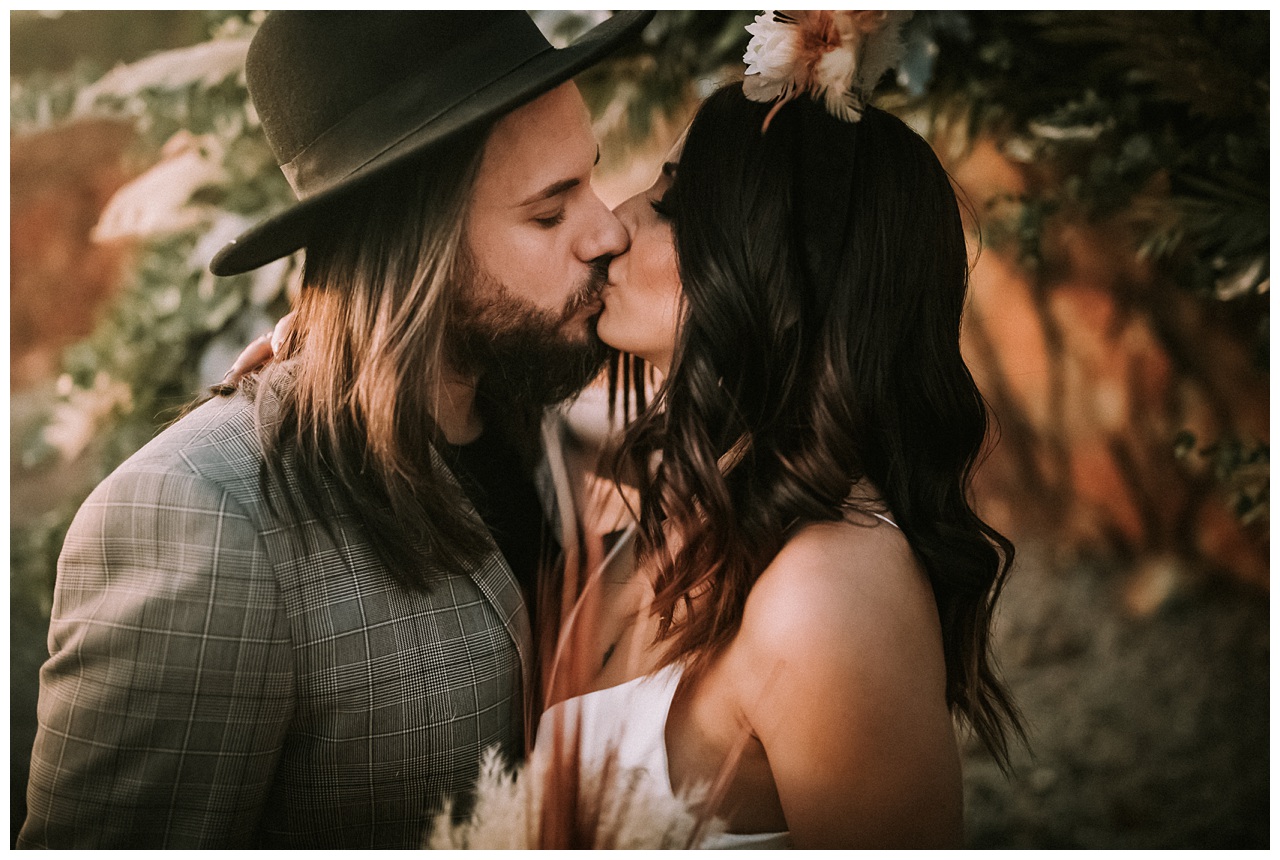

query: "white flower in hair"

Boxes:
[742, 12, 802, 103]
[742, 10, 912, 131]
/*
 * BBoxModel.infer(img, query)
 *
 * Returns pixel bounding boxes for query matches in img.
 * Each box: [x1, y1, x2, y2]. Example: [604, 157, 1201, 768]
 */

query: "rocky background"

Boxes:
[10, 11, 1268, 848]
[962, 542, 1268, 849]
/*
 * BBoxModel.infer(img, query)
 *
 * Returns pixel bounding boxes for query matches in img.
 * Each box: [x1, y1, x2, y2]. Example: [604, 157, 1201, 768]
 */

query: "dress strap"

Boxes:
[870, 511, 900, 530]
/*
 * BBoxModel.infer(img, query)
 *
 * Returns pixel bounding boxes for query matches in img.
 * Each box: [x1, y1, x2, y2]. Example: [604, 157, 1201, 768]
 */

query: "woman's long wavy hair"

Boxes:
[253, 124, 496, 589]
[618, 84, 1022, 766]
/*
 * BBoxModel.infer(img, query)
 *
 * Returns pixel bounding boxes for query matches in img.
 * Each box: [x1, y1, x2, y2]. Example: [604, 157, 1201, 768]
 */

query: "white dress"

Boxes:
[539, 663, 792, 849]
[532, 509, 901, 848]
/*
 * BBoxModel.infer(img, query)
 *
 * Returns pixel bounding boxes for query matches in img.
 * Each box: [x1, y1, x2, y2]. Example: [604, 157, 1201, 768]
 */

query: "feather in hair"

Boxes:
[743, 10, 913, 130]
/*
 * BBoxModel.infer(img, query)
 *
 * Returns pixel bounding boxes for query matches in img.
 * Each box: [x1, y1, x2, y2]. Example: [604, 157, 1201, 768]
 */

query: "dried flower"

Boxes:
[743, 12, 802, 104]
[742, 10, 913, 129]
[426, 743, 725, 849]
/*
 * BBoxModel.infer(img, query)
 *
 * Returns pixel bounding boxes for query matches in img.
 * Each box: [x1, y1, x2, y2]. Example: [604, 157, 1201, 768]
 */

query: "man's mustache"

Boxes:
[558, 258, 611, 323]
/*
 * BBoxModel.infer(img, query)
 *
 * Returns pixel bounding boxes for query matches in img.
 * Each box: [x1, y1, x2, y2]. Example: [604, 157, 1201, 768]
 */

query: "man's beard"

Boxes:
[447, 254, 611, 422]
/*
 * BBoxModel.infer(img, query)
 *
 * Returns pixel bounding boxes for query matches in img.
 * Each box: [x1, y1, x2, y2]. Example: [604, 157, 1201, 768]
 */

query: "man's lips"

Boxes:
[567, 295, 604, 323]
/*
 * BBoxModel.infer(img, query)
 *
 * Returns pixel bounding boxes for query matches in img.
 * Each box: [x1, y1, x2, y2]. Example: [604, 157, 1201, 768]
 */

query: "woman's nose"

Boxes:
[611, 191, 646, 240]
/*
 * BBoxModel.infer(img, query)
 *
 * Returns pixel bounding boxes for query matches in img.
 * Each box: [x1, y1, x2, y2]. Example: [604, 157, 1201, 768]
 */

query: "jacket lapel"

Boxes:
[254, 367, 536, 707]
[427, 443, 535, 698]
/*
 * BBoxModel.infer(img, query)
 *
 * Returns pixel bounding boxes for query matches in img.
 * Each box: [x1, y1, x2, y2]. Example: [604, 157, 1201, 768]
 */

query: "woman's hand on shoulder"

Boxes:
[220, 312, 296, 386]
[732, 518, 964, 848]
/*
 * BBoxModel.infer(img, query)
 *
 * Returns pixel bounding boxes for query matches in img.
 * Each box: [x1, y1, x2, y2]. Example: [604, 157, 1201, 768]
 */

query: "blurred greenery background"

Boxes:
[10, 10, 1269, 848]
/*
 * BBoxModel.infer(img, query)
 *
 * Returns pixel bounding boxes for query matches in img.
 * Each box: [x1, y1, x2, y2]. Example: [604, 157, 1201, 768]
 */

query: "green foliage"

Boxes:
[917, 11, 1268, 301]
[924, 13, 1263, 284]
[10, 508, 76, 619]
[554, 11, 756, 166]
[907, 11, 1269, 519]
[10, 60, 105, 134]
[10, 12, 1269, 612]
[1175, 432, 1269, 526]
[11, 12, 295, 610]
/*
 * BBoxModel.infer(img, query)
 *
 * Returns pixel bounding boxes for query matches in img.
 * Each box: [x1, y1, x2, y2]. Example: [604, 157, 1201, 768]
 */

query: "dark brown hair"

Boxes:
[255, 124, 495, 588]
[618, 84, 1022, 766]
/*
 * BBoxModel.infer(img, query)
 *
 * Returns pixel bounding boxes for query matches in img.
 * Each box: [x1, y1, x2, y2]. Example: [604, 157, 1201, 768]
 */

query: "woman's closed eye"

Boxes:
[650, 194, 676, 221]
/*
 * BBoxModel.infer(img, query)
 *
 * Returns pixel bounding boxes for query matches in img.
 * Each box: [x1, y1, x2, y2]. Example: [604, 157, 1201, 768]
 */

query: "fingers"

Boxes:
[220, 311, 296, 386]
[270, 311, 297, 356]
[221, 333, 275, 384]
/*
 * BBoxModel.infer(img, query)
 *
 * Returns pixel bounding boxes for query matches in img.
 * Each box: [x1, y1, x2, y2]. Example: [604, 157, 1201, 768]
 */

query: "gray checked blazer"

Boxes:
[18, 369, 536, 849]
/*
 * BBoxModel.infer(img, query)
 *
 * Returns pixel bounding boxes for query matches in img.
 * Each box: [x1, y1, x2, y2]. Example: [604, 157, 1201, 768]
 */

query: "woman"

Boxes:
[530, 32, 1022, 851]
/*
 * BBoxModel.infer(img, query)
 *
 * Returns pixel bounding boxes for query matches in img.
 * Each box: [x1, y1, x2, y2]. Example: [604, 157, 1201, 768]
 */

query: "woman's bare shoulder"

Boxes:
[743, 516, 936, 649]
[727, 516, 961, 847]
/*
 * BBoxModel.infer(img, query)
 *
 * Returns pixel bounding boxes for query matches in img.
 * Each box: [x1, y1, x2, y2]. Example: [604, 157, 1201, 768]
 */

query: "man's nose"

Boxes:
[577, 190, 629, 262]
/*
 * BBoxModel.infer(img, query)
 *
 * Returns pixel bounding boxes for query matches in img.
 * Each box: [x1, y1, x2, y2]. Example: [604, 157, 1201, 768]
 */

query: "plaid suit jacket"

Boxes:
[18, 372, 534, 848]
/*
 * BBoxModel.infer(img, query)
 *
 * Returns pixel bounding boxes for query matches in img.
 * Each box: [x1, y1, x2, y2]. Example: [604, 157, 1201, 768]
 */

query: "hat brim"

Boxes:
[210, 11, 653, 277]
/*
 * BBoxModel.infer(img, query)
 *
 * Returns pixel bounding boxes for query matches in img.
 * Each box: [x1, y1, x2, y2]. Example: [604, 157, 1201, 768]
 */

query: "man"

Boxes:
[19, 10, 652, 849]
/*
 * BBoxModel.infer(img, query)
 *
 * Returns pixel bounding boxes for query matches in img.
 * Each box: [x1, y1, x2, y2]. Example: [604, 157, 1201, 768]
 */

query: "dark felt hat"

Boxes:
[210, 10, 653, 276]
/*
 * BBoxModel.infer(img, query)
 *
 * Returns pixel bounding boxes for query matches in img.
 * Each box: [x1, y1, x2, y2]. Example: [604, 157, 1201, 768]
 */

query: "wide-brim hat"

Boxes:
[210, 11, 654, 277]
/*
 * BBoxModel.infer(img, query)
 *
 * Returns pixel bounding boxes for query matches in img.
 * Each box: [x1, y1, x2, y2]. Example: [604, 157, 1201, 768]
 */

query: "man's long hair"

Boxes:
[617, 85, 1024, 768]
[257, 124, 495, 588]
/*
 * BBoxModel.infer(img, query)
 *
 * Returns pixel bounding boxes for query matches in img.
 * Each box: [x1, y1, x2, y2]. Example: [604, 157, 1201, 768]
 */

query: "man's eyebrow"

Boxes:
[516, 148, 600, 208]
[518, 177, 580, 208]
